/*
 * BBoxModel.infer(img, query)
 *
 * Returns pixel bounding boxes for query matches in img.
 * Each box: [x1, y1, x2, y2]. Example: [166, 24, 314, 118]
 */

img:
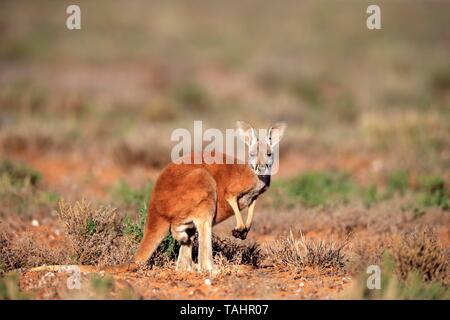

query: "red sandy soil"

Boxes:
[5, 149, 447, 299]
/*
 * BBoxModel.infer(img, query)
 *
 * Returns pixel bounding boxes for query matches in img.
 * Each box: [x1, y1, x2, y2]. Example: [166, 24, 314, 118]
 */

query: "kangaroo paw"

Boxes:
[232, 227, 248, 240]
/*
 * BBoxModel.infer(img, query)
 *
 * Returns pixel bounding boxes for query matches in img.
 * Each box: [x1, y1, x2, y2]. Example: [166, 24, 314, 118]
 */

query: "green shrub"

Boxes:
[272, 170, 448, 212]
[123, 202, 148, 242]
[0, 159, 41, 187]
[158, 234, 179, 261]
[361, 185, 379, 208]
[417, 175, 448, 210]
[280, 171, 356, 207]
[0, 161, 56, 216]
[387, 170, 409, 196]
[110, 180, 153, 207]
[174, 82, 208, 112]
[291, 78, 323, 107]
[90, 274, 114, 296]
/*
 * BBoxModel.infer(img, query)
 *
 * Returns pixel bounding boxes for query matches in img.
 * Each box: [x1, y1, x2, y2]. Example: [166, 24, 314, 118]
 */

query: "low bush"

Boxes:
[267, 231, 349, 274]
[390, 227, 448, 284]
[0, 223, 68, 273]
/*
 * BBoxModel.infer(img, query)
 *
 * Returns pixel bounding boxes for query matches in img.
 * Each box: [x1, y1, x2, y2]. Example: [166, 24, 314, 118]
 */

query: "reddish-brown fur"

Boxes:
[133, 152, 263, 266]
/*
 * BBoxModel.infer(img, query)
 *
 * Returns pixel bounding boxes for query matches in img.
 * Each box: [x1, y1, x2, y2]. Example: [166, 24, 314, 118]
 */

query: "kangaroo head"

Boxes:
[236, 121, 287, 176]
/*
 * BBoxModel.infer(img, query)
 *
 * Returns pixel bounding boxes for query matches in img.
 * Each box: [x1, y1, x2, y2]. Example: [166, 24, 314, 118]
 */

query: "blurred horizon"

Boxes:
[0, 0, 449, 183]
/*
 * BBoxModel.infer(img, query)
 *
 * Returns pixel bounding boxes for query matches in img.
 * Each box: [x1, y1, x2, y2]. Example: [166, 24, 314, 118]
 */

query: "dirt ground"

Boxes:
[3, 148, 448, 300]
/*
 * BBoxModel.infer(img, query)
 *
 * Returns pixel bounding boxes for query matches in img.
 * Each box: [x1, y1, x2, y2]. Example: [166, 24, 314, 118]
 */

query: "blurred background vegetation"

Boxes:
[0, 0, 449, 225]
[0, 0, 449, 176]
[1, 0, 449, 225]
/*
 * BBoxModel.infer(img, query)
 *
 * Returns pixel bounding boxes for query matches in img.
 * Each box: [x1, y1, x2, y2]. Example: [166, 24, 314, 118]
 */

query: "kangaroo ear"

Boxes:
[267, 122, 287, 147]
[236, 121, 257, 146]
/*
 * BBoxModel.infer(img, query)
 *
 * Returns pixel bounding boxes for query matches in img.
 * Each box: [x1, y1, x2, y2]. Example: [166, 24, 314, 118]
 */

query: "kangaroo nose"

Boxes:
[255, 164, 266, 175]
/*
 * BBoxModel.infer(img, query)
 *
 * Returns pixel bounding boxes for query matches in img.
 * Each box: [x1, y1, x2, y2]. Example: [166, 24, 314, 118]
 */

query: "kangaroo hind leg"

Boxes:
[194, 217, 214, 272]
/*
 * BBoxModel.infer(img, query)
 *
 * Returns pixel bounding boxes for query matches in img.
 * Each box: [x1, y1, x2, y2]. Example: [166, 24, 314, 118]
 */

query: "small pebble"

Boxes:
[204, 278, 212, 286]
[31, 219, 39, 227]
[299, 282, 305, 287]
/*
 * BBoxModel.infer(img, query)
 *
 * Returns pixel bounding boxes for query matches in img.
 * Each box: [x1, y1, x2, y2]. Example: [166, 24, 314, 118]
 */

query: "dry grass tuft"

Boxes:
[267, 231, 350, 274]
[211, 235, 262, 267]
[0, 224, 68, 273]
[390, 227, 449, 284]
[57, 199, 136, 266]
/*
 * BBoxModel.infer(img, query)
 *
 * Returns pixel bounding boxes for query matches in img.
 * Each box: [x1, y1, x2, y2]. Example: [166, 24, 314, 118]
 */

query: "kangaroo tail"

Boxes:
[28, 263, 134, 274]
[132, 202, 170, 266]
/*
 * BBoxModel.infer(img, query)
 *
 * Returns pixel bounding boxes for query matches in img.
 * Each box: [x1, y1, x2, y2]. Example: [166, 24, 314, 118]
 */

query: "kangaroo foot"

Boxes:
[232, 227, 248, 240]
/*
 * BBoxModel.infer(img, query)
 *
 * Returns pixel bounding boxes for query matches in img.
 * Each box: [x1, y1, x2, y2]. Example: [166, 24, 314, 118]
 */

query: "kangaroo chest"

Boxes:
[237, 175, 270, 209]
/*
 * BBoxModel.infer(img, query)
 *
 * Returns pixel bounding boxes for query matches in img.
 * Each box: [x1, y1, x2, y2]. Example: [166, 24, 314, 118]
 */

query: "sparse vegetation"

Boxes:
[57, 199, 135, 266]
[0, 223, 68, 273]
[344, 227, 449, 299]
[174, 81, 209, 112]
[0, 160, 57, 216]
[0, 159, 41, 187]
[267, 231, 349, 274]
[344, 254, 449, 300]
[387, 171, 409, 196]
[0, 273, 33, 300]
[272, 170, 449, 215]
[416, 175, 449, 210]
[110, 180, 153, 208]
[275, 172, 356, 207]
[200, 235, 262, 268]
[123, 204, 148, 243]
[390, 227, 448, 284]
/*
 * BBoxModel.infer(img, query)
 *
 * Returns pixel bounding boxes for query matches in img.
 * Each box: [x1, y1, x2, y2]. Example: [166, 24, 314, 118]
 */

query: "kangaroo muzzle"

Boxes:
[253, 164, 270, 176]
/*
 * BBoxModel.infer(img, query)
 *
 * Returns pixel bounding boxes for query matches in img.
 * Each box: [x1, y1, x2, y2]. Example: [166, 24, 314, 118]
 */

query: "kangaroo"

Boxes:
[29, 121, 286, 273]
